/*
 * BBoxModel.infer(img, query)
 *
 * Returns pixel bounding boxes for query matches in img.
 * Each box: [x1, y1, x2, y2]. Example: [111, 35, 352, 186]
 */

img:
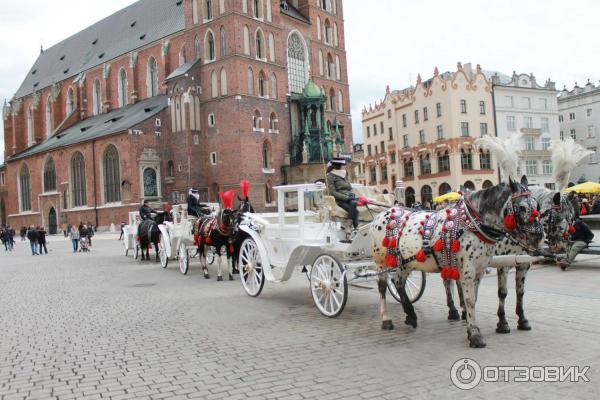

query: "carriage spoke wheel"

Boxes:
[178, 242, 189, 275]
[159, 234, 168, 268]
[387, 270, 426, 304]
[310, 255, 348, 318]
[240, 239, 264, 297]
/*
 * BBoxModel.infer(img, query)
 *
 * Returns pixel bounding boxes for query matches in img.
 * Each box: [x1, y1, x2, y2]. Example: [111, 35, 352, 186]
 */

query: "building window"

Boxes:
[560, 130, 564, 140]
[93, 79, 102, 115]
[167, 161, 175, 177]
[380, 140, 385, 154]
[326, 53, 334, 80]
[71, 152, 87, 207]
[587, 108, 593, 117]
[419, 154, 431, 175]
[43, 157, 56, 193]
[542, 160, 553, 175]
[269, 112, 278, 132]
[479, 151, 491, 170]
[460, 99, 467, 113]
[414, 110, 419, 124]
[262, 141, 272, 169]
[205, 31, 215, 61]
[589, 148, 598, 164]
[45, 97, 52, 137]
[265, 183, 274, 204]
[258, 71, 267, 97]
[381, 164, 388, 182]
[194, 134, 200, 145]
[66, 87, 75, 115]
[461, 149, 473, 170]
[388, 127, 393, 141]
[570, 129, 576, 139]
[192, 0, 199, 23]
[247, 68, 254, 95]
[587, 126, 595, 138]
[541, 117, 549, 132]
[366, 126, 370, 138]
[253, 110, 262, 130]
[540, 98, 548, 110]
[419, 130, 426, 144]
[329, 88, 335, 110]
[558, 115, 563, 123]
[367, 144, 372, 156]
[19, 164, 32, 212]
[147, 57, 158, 97]
[436, 102, 442, 117]
[255, 29, 265, 59]
[143, 168, 158, 198]
[423, 107, 428, 121]
[195, 36, 201, 60]
[220, 27, 227, 57]
[0, 172, 4, 186]
[523, 97, 531, 109]
[118, 68, 128, 107]
[569, 113, 575, 120]
[253, 0, 263, 19]
[103, 145, 121, 203]
[403, 159, 414, 177]
[524, 116, 533, 129]
[479, 122, 488, 137]
[437, 125, 444, 140]
[369, 166, 377, 183]
[324, 19, 332, 44]
[506, 96, 514, 108]
[403, 134, 409, 148]
[390, 152, 396, 164]
[525, 136, 535, 151]
[387, 110, 392, 119]
[373, 124, 377, 136]
[221, 68, 228, 96]
[211, 70, 218, 97]
[461, 122, 469, 137]
[179, 46, 187, 66]
[205, 0, 213, 20]
[542, 137, 551, 150]
[269, 33, 276, 62]
[438, 151, 450, 172]
[210, 152, 217, 165]
[479, 101, 485, 115]
[402, 114, 407, 127]
[208, 113, 216, 127]
[26, 106, 33, 145]
[525, 160, 538, 175]
[243, 26, 250, 55]
[287, 33, 308, 94]
[507, 116, 516, 131]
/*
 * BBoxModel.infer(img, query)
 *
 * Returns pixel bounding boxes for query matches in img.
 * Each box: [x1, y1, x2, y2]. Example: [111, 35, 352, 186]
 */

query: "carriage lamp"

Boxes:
[395, 180, 406, 205]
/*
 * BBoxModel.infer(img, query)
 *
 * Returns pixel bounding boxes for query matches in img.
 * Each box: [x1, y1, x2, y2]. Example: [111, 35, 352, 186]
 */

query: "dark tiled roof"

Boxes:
[280, 2, 311, 24]
[165, 58, 201, 81]
[14, 0, 185, 99]
[9, 95, 168, 161]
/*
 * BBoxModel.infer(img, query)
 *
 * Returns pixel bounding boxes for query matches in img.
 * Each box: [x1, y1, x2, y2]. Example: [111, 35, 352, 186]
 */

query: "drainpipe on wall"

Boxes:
[92, 140, 99, 228]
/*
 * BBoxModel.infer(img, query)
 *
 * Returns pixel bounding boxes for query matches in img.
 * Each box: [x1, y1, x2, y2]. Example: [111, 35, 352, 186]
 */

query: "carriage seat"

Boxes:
[323, 186, 393, 225]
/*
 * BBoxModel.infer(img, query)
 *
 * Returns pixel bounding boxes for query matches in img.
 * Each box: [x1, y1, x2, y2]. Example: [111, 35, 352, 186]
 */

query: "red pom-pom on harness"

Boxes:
[385, 254, 397, 268]
[229, 244, 235, 253]
[504, 214, 516, 231]
[240, 180, 250, 199]
[194, 234, 200, 246]
[433, 239, 444, 252]
[388, 237, 397, 248]
[568, 225, 575, 234]
[415, 249, 427, 263]
[205, 237, 213, 245]
[219, 190, 237, 210]
[382, 236, 390, 248]
[451, 240, 460, 253]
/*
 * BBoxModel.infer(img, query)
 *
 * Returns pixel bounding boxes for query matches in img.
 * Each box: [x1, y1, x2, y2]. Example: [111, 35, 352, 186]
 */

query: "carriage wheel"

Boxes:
[240, 238, 264, 297]
[310, 255, 348, 318]
[178, 242, 189, 275]
[206, 246, 216, 265]
[387, 270, 426, 304]
[159, 235, 168, 269]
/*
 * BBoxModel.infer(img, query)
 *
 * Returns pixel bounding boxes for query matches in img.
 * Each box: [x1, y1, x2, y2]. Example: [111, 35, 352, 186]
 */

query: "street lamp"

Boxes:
[395, 180, 405, 205]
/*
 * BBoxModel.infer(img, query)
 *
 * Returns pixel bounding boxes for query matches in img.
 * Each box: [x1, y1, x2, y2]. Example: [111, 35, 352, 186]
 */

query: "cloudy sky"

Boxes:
[2, 0, 599, 162]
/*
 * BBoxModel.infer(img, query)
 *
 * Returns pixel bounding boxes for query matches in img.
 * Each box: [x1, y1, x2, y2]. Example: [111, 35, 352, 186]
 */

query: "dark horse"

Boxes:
[194, 183, 254, 281]
[138, 211, 168, 261]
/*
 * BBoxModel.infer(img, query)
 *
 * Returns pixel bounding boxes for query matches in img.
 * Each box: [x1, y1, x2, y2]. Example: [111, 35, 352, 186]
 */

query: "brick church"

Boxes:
[1, 0, 352, 232]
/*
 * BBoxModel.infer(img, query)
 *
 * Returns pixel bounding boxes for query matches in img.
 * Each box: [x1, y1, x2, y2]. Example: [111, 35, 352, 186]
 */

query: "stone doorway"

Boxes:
[48, 207, 58, 235]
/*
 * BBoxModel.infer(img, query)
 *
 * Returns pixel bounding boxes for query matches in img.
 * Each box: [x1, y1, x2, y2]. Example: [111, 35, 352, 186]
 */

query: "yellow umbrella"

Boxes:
[433, 192, 462, 203]
[564, 181, 600, 194]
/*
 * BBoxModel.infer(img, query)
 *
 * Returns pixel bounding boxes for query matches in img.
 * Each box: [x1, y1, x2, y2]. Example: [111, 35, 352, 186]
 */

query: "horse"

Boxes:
[371, 180, 544, 348]
[194, 185, 254, 281]
[137, 211, 168, 261]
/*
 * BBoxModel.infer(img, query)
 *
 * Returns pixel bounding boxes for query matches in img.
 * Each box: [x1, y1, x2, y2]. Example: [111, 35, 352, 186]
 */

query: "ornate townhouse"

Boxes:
[2, 0, 352, 232]
[558, 81, 600, 183]
[360, 63, 498, 207]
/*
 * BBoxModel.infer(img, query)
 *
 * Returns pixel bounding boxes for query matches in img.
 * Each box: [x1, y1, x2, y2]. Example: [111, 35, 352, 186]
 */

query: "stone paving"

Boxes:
[1, 234, 599, 399]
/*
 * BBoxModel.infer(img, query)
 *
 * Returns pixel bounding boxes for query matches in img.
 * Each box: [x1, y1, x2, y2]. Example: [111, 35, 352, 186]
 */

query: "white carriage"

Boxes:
[157, 203, 221, 274]
[122, 211, 141, 258]
[237, 183, 425, 317]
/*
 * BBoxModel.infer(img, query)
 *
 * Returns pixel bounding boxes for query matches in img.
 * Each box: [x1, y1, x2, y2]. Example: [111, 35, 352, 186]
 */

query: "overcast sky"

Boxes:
[2, 0, 600, 163]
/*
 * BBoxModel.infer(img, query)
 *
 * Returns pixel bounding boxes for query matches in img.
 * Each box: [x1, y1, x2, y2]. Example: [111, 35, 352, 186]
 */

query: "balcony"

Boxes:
[520, 128, 542, 136]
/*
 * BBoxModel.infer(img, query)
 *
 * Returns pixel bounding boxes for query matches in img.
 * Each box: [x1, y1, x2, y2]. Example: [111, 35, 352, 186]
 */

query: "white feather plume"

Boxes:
[475, 134, 522, 181]
[550, 138, 593, 191]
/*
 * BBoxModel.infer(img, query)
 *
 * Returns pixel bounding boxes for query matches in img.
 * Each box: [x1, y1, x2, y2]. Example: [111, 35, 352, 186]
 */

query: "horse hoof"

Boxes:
[229, 275, 234, 281]
[232, 267, 240, 275]
[381, 320, 394, 330]
[204, 273, 211, 280]
[469, 334, 487, 348]
[217, 276, 224, 282]
[517, 320, 532, 331]
[496, 323, 511, 334]
[448, 310, 461, 321]
[461, 311, 467, 321]
[405, 316, 418, 328]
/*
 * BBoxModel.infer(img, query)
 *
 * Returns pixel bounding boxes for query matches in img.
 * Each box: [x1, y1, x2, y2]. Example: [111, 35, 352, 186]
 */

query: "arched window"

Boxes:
[247, 68, 254, 95]
[220, 68, 228, 96]
[179, 46, 186, 66]
[258, 71, 267, 97]
[204, 0, 213, 20]
[320, 0, 329, 11]
[324, 19, 332, 44]
[327, 53, 334, 79]
[482, 180, 494, 189]
[335, 55, 341, 80]
[253, 0, 263, 19]
[337, 90, 343, 112]
[256, 29, 265, 59]
[333, 23, 339, 47]
[45, 97, 52, 137]
[262, 140, 272, 169]
[316, 16, 322, 40]
[66, 87, 75, 115]
[329, 88, 335, 110]
[269, 112, 278, 131]
[71, 152, 87, 207]
[19, 164, 32, 212]
[147, 57, 158, 97]
[243, 26, 250, 55]
[287, 32, 308, 94]
[43, 157, 56, 193]
[253, 110, 262, 130]
[93, 79, 102, 115]
[211, 70, 218, 98]
[118, 68, 128, 107]
[143, 168, 158, 198]
[265, 181, 274, 204]
[439, 182, 452, 196]
[220, 27, 226, 57]
[421, 185, 433, 206]
[268, 33, 275, 62]
[26, 105, 33, 145]
[205, 30, 215, 61]
[192, 0, 199, 24]
[270, 73, 277, 99]
[318, 50, 324, 76]
[103, 145, 121, 203]
[194, 36, 201, 60]
[405, 187, 415, 207]
[464, 181, 476, 191]
[167, 161, 175, 177]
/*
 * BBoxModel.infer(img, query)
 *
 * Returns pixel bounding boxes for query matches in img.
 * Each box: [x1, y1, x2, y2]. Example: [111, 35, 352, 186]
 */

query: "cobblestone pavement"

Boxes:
[1, 234, 599, 400]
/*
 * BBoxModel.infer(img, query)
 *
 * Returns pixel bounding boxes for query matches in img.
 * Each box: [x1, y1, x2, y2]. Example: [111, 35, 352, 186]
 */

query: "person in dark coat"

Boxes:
[558, 217, 595, 269]
[326, 158, 359, 242]
[139, 200, 153, 220]
[26, 225, 39, 256]
[86, 222, 94, 246]
[590, 196, 600, 215]
[187, 188, 210, 218]
[37, 226, 48, 255]
[20, 226, 27, 241]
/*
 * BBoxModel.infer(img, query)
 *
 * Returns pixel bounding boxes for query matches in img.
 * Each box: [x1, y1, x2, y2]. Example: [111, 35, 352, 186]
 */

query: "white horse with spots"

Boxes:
[371, 180, 544, 348]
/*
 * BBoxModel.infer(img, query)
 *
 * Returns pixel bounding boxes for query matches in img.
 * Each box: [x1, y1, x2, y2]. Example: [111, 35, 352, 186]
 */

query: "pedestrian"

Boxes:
[558, 216, 594, 270]
[20, 226, 27, 241]
[118, 222, 125, 240]
[580, 198, 590, 216]
[0, 228, 7, 252]
[67, 223, 72, 237]
[37, 226, 48, 255]
[86, 222, 94, 246]
[62, 223, 68, 237]
[7, 226, 15, 250]
[591, 196, 600, 215]
[69, 225, 80, 253]
[78, 222, 84, 236]
[26, 225, 39, 256]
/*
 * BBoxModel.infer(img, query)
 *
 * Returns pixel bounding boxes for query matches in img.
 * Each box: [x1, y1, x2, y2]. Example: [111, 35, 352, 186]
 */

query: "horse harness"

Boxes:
[194, 210, 234, 250]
